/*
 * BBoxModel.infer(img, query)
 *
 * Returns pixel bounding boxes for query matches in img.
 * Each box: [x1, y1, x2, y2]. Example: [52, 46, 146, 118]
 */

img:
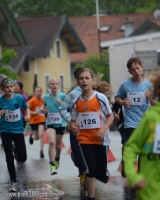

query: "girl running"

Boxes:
[70, 68, 114, 200]
[28, 86, 46, 158]
[0, 78, 30, 192]
[41, 78, 66, 175]
[14, 80, 28, 128]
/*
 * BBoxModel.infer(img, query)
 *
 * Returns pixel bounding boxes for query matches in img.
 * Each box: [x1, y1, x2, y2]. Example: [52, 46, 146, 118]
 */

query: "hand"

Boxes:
[145, 90, 151, 100]
[56, 99, 62, 104]
[0, 110, 5, 117]
[40, 108, 47, 114]
[24, 115, 30, 122]
[114, 114, 120, 121]
[95, 128, 106, 141]
[123, 98, 130, 108]
[70, 122, 80, 135]
[134, 179, 146, 190]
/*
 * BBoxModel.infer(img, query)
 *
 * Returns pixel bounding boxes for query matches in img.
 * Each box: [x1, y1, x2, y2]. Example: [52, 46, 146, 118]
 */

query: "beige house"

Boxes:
[11, 15, 85, 96]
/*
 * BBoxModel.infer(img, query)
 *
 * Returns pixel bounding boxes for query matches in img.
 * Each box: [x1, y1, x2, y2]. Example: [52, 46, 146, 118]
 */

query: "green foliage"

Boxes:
[5, 0, 157, 16]
[75, 52, 109, 82]
[0, 47, 18, 80]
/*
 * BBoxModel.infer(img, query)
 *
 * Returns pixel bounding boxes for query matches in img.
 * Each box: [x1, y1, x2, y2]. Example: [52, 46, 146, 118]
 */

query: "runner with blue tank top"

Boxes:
[41, 78, 66, 175]
[115, 57, 157, 177]
[0, 78, 30, 192]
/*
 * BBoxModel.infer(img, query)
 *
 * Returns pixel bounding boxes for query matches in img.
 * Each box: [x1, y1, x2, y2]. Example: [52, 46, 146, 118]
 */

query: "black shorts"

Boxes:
[30, 122, 46, 131]
[124, 128, 135, 141]
[46, 125, 65, 135]
[80, 144, 109, 183]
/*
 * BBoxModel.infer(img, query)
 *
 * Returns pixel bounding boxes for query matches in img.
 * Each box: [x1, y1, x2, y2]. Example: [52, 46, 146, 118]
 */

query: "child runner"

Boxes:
[59, 68, 86, 186]
[14, 80, 28, 128]
[42, 78, 66, 175]
[112, 102, 127, 177]
[0, 78, 30, 192]
[123, 74, 159, 200]
[28, 86, 46, 158]
[115, 57, 157, 177]
[70, 68, 113, 200]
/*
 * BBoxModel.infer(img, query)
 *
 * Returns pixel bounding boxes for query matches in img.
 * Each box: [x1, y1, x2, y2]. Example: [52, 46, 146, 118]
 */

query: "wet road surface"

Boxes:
[0, 131, 136, 200]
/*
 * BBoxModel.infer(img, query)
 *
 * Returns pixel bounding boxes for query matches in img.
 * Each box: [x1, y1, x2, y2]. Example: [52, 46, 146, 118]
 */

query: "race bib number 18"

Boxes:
[79, 112, 101, 129]
[5, 109, 21, 122]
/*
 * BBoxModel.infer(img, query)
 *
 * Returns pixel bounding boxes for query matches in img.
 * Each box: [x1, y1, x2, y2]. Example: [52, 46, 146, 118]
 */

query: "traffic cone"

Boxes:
[108, 148, 116, 162]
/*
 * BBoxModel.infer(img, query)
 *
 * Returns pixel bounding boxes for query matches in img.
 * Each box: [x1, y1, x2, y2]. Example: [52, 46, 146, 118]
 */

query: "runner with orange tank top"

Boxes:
[28, 86, 46, 158]
[70, 68, 114, 200]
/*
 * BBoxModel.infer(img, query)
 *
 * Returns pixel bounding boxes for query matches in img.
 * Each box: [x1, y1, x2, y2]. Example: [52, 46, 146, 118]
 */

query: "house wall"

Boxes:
[109, 36, 160, 98]
[18, 38, 71, 96]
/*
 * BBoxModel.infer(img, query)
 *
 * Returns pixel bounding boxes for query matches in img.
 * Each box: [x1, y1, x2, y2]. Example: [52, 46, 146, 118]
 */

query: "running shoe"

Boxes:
[80, 172, 86, 186]
[54, 160, 59, 170]
[50, 164, 57, 175]
[29, 134, 34, 145]
[40, 152, 45, 158]
[8, 181, 19, 192]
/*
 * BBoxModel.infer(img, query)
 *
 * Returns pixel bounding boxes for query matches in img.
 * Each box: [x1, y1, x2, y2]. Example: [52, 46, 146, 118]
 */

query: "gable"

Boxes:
[129, 20, 160, 36]
[0, 0, 26, 46]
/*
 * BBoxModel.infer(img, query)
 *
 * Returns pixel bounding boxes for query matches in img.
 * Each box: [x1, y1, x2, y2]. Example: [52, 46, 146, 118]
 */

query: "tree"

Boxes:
[5, 0, 158, 17]
[0, 47, 18, 80]
[74, 52, 109, 82]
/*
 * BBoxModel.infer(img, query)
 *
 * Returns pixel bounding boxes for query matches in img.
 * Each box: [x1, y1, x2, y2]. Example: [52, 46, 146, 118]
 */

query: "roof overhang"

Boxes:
[100, 32, 160, 48]
[0, 0, 27, 46]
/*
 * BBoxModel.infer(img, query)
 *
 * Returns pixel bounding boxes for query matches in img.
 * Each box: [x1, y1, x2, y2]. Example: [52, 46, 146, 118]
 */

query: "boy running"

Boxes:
[0, 78, 30, 192]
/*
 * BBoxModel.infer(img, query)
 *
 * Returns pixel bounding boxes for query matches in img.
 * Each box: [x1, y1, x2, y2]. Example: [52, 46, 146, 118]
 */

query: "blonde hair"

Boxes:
[76, 68, 113, 98]
[48, 78, 60, 87]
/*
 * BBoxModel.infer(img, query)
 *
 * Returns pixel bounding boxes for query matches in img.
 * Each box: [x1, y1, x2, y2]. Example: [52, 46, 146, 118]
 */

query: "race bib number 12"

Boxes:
[79, 112, 101, 129]
[127, 92, 146, 105]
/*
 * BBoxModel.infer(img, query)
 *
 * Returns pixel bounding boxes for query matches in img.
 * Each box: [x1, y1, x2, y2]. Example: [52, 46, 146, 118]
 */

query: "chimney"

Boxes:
[124, 17, 134, 37]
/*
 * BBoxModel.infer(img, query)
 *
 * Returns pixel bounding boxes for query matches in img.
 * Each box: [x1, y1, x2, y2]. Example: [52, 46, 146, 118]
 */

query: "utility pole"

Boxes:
[95, 0, 101, 61]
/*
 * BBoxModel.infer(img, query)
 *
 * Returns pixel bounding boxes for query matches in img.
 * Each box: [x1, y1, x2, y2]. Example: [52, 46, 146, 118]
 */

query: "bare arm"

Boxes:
[70, 120, 80, 135]
[95, 113, 114, 140]
[115, 96, 130, 108]
[24, 108, 30, 122]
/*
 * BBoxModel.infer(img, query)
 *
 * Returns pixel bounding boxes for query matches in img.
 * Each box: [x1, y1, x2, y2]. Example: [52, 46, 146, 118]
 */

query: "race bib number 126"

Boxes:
[79, 112, 101, 129]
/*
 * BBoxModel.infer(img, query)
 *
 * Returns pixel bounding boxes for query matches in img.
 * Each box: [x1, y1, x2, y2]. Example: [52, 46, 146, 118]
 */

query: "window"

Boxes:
[45, 74, 50, 93]
[23, 60, 30, 72]
[100, 26, 110, 32]
[56, 40, 61, 58]
[59, 75, 64, 92]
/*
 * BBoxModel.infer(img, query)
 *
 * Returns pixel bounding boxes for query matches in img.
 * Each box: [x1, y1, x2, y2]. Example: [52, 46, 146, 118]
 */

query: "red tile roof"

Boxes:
[69, 13, 159, 63]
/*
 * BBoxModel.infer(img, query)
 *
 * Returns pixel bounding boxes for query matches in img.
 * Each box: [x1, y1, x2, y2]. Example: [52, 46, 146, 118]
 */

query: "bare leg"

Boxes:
[38, 124, 44, 150]
[86, 177, 95, 198]
[47, 128, 56, 162]
[32, 130, 39, 141]
[56, 134, 63, 159]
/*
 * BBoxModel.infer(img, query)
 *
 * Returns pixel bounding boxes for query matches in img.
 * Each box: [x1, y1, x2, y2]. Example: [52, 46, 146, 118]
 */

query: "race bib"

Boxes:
[79, 112, 101, 129]
[127, 92, 146, 105]
[35, 106, 44, 116]
[5, 109, 21, 122]
[49, 113, 62, 124]
[153, 124, 160, 154]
